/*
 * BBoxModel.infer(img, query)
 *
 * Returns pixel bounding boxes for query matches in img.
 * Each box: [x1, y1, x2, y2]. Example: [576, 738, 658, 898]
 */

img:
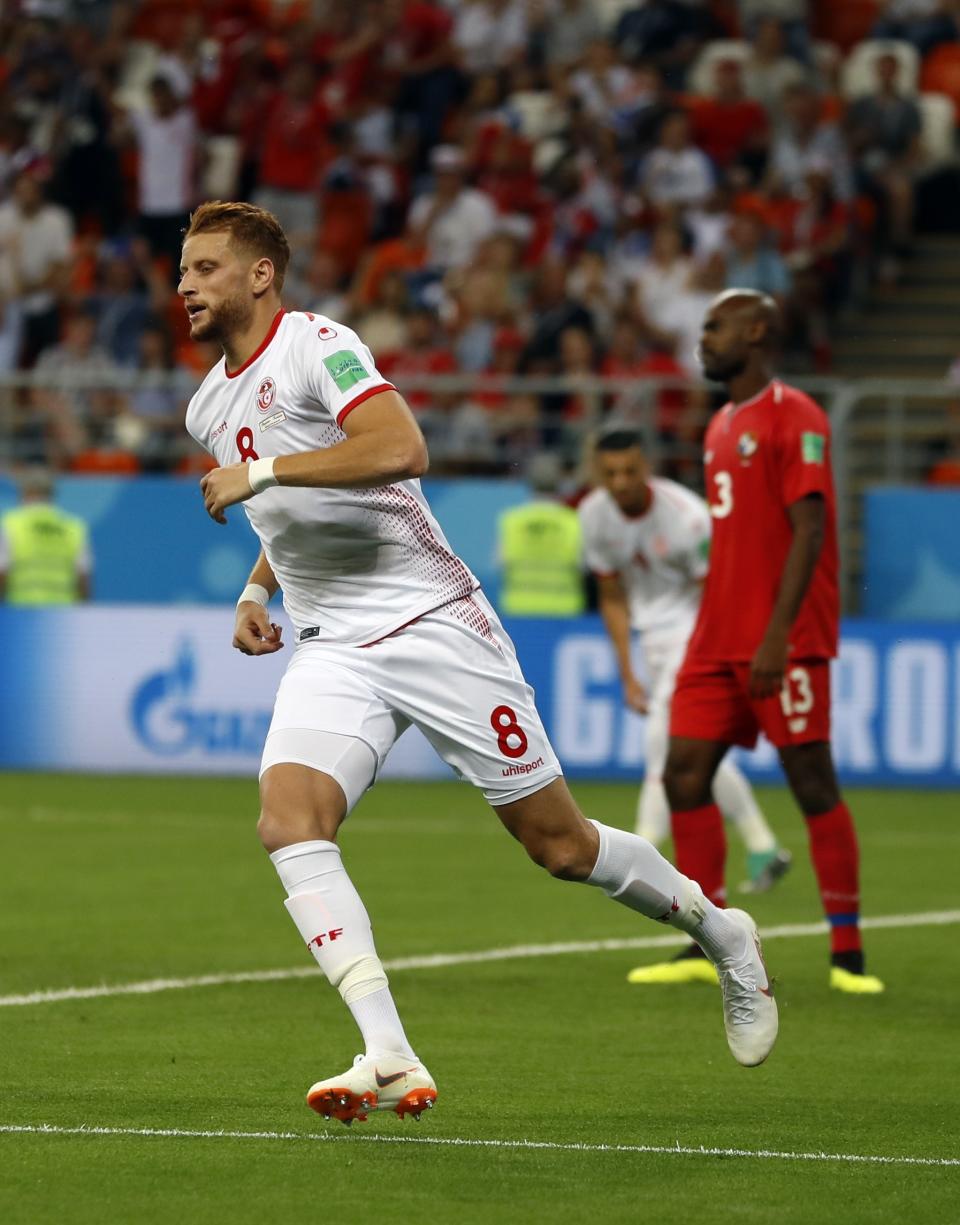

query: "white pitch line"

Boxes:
[0, 1124, 957, 1169]
[3, 908, 959, 1010]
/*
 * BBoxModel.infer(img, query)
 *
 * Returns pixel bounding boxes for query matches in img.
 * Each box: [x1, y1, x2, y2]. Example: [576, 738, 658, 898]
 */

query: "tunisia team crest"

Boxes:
[256, 377, 276, 412]
[738, 431, 758, 458]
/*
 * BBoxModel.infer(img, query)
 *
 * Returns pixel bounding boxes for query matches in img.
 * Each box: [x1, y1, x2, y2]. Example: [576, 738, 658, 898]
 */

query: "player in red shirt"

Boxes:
[628, 290, 884, 994]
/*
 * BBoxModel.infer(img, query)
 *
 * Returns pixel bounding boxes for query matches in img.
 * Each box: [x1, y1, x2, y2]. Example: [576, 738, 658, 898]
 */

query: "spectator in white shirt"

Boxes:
[127, 76, 197, 277]
[454, 0, 528, 73]
[0, 168, 73, 366]
[407, 144, 497, 273]
[742, 17, 808, 126]
[628, 219, 695, 337]
[638, 110, 714, 213]
[770, 82, 853, 201]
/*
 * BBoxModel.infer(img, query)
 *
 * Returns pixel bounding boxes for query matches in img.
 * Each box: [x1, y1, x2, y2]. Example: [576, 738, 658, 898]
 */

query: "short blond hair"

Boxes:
[184, 200, 291, 290]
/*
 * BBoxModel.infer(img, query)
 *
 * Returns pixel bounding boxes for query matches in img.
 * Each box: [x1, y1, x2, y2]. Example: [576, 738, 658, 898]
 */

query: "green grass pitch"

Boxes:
[1, 774, 958, 1224]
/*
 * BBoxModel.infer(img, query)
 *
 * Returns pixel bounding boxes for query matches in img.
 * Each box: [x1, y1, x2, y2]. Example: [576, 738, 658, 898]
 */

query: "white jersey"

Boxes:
[185, 310, 478, 645]
[578, 478, 710, 643]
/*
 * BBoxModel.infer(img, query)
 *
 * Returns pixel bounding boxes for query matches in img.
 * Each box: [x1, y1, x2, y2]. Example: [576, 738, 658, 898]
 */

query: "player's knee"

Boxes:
[521, 827, 595, 881]
[257, 768, 345, 851]
[663, 755, 711, 811]
[793, 776, 839, 816]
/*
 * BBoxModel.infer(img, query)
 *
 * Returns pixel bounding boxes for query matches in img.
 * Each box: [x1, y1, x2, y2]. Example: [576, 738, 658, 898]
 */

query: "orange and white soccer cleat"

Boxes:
[307, 1052, 437, 1125]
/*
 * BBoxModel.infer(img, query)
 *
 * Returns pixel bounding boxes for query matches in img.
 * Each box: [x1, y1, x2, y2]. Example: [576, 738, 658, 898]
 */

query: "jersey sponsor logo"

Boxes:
[801, 431, 825, 463]
[738, 431, 758, 458]
[256, 376, 276, 413]
[317, 325, 338, 341]
[259, 410, 287, 432]
[323, 349, 369, 393]
[500, 754, 545, 778]
[210, 419, 228, 440]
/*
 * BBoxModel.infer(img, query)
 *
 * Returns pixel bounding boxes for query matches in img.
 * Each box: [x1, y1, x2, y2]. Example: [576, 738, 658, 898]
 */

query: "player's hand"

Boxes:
[622, 675, 649, 714]
[750, 631, 788, 699]
[233, 603, 284, 656]
[200, 463, 255, 524]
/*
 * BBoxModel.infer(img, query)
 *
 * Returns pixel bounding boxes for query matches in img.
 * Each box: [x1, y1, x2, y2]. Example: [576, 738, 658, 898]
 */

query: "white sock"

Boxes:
[270, 839, 416, 1060]
[586, 820, 742, 962]
[712, 761, 777, 854]
[635, 779, 670, 846]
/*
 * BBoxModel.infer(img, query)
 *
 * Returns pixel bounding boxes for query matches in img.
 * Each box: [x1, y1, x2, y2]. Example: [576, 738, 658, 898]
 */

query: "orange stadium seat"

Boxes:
[921, 44, 960, 117]
[174, 451, 218, 476]
[69, 449, 142, 475]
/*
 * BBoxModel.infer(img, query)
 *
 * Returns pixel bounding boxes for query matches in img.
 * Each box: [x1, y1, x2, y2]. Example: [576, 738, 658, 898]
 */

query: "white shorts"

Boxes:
[259, 593, 563, 811]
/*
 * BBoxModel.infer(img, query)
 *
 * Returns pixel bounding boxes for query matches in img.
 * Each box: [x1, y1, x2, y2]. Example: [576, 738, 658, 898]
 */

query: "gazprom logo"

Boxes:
[130, 641, 272, 756]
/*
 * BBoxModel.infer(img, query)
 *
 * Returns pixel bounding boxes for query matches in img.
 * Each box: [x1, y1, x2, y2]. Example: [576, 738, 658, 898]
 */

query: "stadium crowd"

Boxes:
[0, 0, 957, 473]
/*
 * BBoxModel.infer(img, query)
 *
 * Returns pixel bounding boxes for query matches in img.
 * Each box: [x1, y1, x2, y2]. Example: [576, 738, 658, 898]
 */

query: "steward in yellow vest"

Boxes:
[0, 471, 91, 605]
[498, 457, 584, 617]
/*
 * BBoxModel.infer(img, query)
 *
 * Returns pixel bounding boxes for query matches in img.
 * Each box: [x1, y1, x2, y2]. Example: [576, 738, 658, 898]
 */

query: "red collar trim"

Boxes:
[225, 310, 285, 379]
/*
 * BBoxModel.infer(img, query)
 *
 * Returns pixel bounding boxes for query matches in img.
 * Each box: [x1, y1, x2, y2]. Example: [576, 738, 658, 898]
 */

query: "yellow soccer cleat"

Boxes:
[628, 947, 719, 986]
[830, 966, 885, 994]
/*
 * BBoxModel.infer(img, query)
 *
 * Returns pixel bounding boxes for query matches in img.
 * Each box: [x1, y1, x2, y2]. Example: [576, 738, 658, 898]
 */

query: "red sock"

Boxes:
[670, 803, 727, 906]
[805, 802, 861, 954]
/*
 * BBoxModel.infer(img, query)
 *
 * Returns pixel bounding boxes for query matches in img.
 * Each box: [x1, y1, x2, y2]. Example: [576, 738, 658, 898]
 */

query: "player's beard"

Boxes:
[191, 292, 255, 347]
[701, 351, 747, 383]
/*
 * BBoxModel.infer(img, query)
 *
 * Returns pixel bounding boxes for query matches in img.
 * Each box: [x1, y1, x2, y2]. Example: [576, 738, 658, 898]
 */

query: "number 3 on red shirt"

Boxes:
[710, 471, 733, 519]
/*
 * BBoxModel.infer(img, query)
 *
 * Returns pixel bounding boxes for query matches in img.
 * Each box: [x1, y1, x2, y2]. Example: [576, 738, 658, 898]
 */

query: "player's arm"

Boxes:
[200, 390, 427, 523]
[596, 573, 648, 714]
[233, 550, 284, 658]
[750, 494, 825, 698]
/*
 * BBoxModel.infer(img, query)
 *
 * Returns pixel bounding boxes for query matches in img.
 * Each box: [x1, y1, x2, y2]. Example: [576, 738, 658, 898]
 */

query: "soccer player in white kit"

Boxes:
[580, 429, 791, 891]
[179, 201, 778, 1123]
[580, 429, 792, 985]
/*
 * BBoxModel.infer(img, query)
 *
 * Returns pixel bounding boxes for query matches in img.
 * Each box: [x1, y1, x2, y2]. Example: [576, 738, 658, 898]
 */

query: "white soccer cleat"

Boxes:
[714, 909, 779, 1067]
[306, 1052, 437, 1125]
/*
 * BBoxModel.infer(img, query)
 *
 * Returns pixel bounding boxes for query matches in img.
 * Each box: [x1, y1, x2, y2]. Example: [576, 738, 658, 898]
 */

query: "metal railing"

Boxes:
[0, 369, 953, 612]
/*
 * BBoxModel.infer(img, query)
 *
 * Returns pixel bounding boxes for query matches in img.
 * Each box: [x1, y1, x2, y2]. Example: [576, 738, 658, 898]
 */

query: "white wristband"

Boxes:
[237, 583, 270, 608]
[248, 456, 278, 494]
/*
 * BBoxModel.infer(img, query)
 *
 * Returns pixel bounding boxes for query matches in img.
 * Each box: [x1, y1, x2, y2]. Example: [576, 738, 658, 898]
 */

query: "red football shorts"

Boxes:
[670, 657, 831, 749]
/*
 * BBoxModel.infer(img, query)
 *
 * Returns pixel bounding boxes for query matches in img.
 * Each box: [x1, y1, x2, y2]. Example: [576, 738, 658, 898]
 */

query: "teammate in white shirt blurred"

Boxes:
[179, 202, 778, 1124]
[580, 429, 791, 900]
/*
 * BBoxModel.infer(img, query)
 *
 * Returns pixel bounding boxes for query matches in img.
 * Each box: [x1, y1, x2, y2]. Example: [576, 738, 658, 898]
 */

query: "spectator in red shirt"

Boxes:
[600, 314, 689, 438]
[378, 305, 459, 413]
[253, 59, 331, 242]
[690, 59, 768, 179]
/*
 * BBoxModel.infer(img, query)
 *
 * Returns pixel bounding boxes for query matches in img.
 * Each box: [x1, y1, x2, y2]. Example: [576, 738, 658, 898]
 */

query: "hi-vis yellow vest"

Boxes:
[498, 500, 585, 617]
[2, 503, 88, 605]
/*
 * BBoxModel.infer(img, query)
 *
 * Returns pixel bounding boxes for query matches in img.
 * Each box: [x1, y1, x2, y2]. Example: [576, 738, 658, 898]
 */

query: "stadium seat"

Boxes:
[920, 44, 960, 118]
[918, 93, 957, 168]
[841, 39, 920, 98]
[687, 40, 750, 97]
